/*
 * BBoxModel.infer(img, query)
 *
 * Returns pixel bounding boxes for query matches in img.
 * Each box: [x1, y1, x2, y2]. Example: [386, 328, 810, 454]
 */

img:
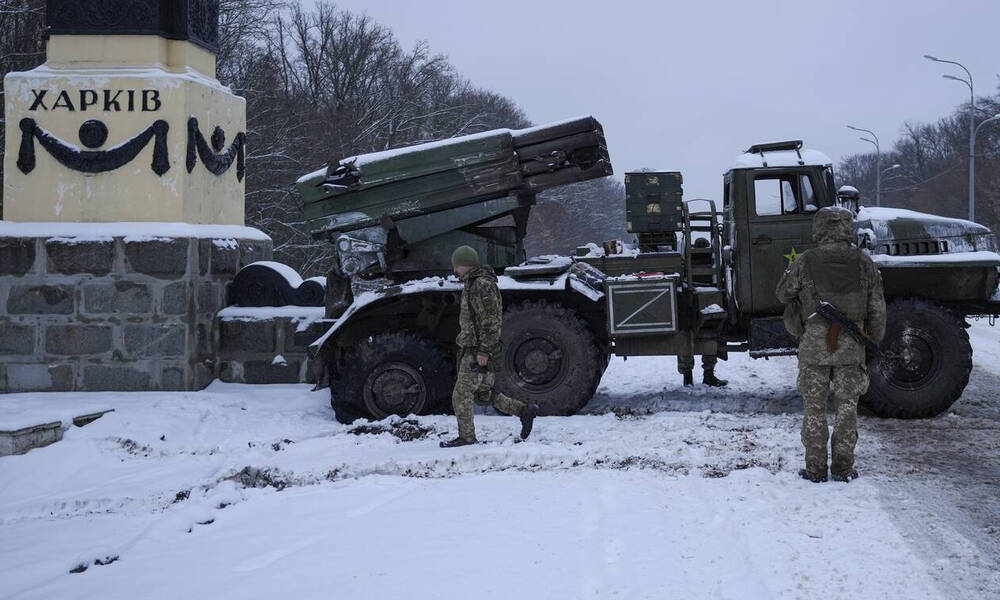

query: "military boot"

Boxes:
[831, 468, 859, 483]
[519, 404, 539, 440]
[439, 437, 475, 448]
[682, 371, 694, 387]
[703, 369, 728, 387]
[798, 468, 828, 483]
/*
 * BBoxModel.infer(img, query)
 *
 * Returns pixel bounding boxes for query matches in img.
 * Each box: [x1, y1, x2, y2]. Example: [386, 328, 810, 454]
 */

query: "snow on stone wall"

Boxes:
[0, 230, 272, 392]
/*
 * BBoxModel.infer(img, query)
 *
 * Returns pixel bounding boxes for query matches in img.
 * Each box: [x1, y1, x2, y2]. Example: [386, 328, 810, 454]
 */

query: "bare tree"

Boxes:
[527, 177, 627, 256]
[0, 0, 45, 218]
[242, 2, 532, 275]
[838, 88, 1000, 234]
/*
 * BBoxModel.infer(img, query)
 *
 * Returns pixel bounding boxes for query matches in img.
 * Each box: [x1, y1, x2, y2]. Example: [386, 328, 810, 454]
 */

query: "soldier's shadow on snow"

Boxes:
[581, 364, 1000, 420]
[582, 384, 805, 416]
[581, 385, 896, 419]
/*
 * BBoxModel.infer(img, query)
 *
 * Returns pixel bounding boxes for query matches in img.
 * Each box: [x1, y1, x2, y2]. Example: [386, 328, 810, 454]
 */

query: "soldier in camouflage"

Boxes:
[776, 207, 886, 483]
[440, 246, 539, 448]
[678, 237, 727, 387]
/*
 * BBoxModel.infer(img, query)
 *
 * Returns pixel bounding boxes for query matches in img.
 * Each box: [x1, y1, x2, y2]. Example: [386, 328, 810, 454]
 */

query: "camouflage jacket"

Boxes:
[776, 241, 886, 365]
[456, 266, 503, 364]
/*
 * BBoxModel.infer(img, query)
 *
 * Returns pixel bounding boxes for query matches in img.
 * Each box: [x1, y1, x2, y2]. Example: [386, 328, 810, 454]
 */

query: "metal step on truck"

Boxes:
[289, 120, 1000, 423]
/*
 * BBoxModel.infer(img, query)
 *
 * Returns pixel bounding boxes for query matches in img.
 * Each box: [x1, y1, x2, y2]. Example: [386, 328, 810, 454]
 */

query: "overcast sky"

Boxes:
[329, 0, 1000, 200]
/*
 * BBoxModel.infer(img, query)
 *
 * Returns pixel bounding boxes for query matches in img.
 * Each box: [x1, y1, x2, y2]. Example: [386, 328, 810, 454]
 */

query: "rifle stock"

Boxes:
[817, 301, 880, 354]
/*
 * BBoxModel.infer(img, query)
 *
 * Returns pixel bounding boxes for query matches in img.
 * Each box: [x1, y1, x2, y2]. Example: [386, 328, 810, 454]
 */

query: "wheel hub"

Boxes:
[881, 330, 936, 388]
[512, 337, 564, 387]
[364, 362, 425, 418]
[524, 349, 550, 375]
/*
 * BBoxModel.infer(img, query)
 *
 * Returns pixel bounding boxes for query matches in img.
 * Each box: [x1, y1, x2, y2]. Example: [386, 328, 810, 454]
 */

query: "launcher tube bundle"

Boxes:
[296, 116, 612, 238]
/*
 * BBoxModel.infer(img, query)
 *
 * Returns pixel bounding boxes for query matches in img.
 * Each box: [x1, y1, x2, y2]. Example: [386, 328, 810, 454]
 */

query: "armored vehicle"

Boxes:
[296, 126, 1000, 423]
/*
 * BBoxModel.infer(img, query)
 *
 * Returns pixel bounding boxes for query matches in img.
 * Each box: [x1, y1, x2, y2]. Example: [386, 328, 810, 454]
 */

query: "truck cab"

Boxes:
[723, 141, 837, 318]
[721, 140, 1000, 418]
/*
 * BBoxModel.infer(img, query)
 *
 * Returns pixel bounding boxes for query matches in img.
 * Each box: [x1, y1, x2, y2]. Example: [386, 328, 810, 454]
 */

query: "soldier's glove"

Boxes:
[469, 361, 487, 375]
[469, 361, 486, 396]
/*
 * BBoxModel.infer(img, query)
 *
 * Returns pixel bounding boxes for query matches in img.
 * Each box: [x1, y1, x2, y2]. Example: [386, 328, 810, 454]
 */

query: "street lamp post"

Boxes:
[925, 54, 976, 221]
[880, 164, 906, 188]
[973, 115, 1000, 203]
[881, 163, 902, 178]
[847, 125, 881, 206]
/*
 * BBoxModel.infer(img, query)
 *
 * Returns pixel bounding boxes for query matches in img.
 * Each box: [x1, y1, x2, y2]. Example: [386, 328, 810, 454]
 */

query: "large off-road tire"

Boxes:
[330, 332, 455, 424]
[494, 301, 605, 416]
[863, 299, 972, 419]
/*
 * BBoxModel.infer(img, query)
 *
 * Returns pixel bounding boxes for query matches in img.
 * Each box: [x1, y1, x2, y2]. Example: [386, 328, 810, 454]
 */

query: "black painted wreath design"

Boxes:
[16, 117, 170, 176]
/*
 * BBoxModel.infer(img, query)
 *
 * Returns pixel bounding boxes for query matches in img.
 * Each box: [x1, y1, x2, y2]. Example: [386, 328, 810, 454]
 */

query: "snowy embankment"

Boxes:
[2, 324, 1000, 599]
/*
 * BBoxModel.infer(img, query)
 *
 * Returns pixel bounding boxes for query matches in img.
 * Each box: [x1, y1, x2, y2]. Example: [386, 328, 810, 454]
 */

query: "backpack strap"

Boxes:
[800, 252, 823, 320]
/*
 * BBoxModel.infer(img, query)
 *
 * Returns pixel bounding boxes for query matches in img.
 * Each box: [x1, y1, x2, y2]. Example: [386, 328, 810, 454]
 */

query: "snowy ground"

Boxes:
[2, 324, 999, 599]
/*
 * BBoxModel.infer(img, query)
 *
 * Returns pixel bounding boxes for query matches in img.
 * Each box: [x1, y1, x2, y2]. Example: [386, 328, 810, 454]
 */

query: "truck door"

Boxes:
[747, 170, 820, 315]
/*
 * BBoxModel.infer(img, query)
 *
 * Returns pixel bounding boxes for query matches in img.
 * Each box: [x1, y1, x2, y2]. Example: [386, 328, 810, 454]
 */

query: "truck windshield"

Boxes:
[824, 167, 836, 207]
[752, 173, 819, 216]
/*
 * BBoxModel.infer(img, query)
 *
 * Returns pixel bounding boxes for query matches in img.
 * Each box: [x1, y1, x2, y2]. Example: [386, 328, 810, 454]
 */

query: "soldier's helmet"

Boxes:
[812, 206, 855, 243]
[451, 245, 480, 267]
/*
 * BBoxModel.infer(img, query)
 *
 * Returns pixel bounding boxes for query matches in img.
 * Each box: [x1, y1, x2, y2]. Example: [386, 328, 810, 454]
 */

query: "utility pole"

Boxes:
[847, 125, 880, 207]
[973, 115, 1000, 204]
[925, 54, 976, 221]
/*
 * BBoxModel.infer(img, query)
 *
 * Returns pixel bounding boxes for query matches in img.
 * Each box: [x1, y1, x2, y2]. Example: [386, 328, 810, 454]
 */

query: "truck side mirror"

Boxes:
[836, 185, 861, 214]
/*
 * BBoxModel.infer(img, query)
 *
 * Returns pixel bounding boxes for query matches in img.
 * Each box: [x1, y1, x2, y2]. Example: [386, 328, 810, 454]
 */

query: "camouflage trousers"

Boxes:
[797, 364, 869, 474]
[451, 350, 524, 442]
[677, 353, 718, 373]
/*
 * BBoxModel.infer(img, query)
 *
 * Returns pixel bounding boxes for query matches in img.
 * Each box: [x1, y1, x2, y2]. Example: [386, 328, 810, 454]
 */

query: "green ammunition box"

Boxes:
[624, 171, 683, 233]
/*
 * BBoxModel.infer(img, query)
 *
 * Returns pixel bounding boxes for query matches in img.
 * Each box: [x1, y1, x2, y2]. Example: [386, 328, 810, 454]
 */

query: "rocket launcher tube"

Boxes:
[298, 116, 612, 238]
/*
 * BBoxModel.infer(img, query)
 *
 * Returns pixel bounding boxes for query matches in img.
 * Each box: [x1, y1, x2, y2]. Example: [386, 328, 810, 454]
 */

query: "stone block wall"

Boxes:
[0, 231, 271, 392]
[216, 307, 331, 384]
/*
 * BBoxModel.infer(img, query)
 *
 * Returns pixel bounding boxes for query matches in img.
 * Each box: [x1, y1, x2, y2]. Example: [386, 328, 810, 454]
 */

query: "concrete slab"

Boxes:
[0, 421, 62, 456]
[72, 410, 114, 427]
[0, 408, 113, 456]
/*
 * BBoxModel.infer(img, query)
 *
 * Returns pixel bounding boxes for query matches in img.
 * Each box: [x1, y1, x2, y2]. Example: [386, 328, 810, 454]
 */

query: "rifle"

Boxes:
[816, 301, 880, 354]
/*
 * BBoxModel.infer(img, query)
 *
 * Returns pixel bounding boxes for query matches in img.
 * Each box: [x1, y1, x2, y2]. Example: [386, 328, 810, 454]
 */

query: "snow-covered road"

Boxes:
[1, 323, 999, 599]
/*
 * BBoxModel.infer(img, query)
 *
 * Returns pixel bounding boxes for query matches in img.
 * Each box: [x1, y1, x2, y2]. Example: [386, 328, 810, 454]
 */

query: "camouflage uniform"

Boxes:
[451, 265, 525, 442]
[677, 353, 718, 373]
[678, 237, 725, 384]
[775, 207, 886, 478]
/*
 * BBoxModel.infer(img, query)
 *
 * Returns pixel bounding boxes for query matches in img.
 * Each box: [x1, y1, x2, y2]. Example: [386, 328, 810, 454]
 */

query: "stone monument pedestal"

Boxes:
[0, 223, 271, 392]
[0, 1, 269, 394]
[3, 1, 246, 224]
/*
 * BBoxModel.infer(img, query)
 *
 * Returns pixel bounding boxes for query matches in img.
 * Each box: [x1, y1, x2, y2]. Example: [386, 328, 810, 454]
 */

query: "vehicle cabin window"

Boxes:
[800, 175, 818, 212]
[824, 168, 837, 206]
[781, 180, 796, 213]
[753, 173, 816, 216]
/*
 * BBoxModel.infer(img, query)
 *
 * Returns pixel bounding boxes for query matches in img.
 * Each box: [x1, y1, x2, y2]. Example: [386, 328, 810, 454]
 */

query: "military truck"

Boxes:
[296, 123, 1000, 423]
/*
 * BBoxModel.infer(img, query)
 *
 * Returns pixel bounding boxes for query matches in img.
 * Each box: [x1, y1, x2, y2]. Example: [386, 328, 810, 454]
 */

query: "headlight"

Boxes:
[973, 233, 998, 252]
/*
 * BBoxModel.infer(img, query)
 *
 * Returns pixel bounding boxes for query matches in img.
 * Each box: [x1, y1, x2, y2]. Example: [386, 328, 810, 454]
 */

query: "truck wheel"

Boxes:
[864, 299, 971, 419]
[330, 332, 454, 424]
[495, 301, 604, 416]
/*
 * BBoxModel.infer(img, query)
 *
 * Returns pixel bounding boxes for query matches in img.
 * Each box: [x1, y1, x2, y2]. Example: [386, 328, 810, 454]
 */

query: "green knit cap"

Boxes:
[451, 245, 479, 267]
